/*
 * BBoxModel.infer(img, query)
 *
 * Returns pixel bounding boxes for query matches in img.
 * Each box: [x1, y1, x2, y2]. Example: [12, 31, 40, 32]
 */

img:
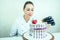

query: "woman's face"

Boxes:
[23, 4, 34, 17]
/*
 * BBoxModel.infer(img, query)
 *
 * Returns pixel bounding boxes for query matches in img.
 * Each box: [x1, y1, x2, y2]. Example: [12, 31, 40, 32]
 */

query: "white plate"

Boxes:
[24, 32, 52, 40]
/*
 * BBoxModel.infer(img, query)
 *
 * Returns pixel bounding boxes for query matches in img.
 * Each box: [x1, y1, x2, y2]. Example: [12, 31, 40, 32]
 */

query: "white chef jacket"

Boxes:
[9, 15, 33, 37]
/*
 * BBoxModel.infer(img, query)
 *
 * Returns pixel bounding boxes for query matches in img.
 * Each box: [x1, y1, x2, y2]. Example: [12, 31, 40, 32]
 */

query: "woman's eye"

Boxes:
[27, 9, 34, 11]
[27, 9, 30, 11]
[31, 9, 34, 11]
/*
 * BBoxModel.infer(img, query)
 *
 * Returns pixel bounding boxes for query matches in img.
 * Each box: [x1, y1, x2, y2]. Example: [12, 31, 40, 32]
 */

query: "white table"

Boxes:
[0, 36, 23, 40]
[52, 33, 60, 40]
[0, 33, 60, 40]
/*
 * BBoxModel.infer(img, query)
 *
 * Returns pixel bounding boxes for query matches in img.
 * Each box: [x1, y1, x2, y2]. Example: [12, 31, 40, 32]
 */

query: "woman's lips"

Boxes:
[28, 13, 32, 16]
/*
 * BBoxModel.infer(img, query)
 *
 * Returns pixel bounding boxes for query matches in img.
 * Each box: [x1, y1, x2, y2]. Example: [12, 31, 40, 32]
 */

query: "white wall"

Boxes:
[0, 0, 60, 37]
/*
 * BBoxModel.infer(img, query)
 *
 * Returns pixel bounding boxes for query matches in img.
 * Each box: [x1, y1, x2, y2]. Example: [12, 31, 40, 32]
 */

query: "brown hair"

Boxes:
[23, 1, 34, 10]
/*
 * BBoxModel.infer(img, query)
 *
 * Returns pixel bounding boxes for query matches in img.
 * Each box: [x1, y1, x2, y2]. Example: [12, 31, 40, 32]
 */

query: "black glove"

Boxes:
[42, 16, 55, 26]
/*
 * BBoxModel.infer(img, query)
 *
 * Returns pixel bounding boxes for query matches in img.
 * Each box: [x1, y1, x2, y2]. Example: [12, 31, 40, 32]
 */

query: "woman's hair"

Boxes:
[23, 1, 34, 10]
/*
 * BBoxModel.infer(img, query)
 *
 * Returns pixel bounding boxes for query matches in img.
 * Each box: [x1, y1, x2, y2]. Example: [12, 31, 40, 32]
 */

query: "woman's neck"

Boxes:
[23, 15, 30, 23]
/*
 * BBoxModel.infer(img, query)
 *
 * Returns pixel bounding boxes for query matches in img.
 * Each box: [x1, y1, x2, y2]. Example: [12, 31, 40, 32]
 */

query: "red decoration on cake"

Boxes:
[32, 20, 37, 24]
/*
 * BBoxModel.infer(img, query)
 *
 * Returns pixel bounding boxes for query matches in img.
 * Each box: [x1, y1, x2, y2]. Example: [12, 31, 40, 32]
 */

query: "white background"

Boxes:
[0, 0, 60, 37]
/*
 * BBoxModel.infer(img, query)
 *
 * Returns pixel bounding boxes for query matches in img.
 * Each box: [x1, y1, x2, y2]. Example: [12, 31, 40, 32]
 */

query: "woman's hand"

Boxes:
[22, 31, 28, 40]
[46, 24, 51, 29]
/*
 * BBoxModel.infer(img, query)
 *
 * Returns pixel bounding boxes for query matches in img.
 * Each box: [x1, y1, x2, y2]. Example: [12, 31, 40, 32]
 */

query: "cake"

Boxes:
[23, 16, 55, 40]
[28, 19, 53, 40]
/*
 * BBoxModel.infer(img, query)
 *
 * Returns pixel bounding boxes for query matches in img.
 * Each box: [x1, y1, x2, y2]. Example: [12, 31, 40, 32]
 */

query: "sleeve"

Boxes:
[18, 25, 28, 36]
[9, 19, 19, 37]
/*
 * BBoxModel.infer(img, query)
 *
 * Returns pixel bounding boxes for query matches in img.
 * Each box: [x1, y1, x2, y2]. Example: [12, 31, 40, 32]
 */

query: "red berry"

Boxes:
[32, 20, 37, 24]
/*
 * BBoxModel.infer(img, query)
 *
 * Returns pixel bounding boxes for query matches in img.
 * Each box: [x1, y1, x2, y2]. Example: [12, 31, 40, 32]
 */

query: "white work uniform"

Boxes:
[9, 15, 47, 40]
[9, 15, 33, 40]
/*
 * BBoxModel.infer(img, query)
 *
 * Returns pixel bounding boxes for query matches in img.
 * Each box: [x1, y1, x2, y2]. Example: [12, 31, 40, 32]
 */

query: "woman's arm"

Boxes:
[9, 19, 18, 37]
[9, 24, 17, 37]
[42, 16, 55, 29]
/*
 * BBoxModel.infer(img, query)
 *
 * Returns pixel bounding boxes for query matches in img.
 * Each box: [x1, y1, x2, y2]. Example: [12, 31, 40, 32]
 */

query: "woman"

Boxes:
[10, 1, 34, 37]
[10, 1, 55, 40]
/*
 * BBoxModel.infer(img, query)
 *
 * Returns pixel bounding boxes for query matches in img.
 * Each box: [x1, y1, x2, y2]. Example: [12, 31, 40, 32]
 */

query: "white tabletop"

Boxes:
[0, 33, 60, 40]
[0, 36, 23, 40]
[52, 33, 60, 40]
